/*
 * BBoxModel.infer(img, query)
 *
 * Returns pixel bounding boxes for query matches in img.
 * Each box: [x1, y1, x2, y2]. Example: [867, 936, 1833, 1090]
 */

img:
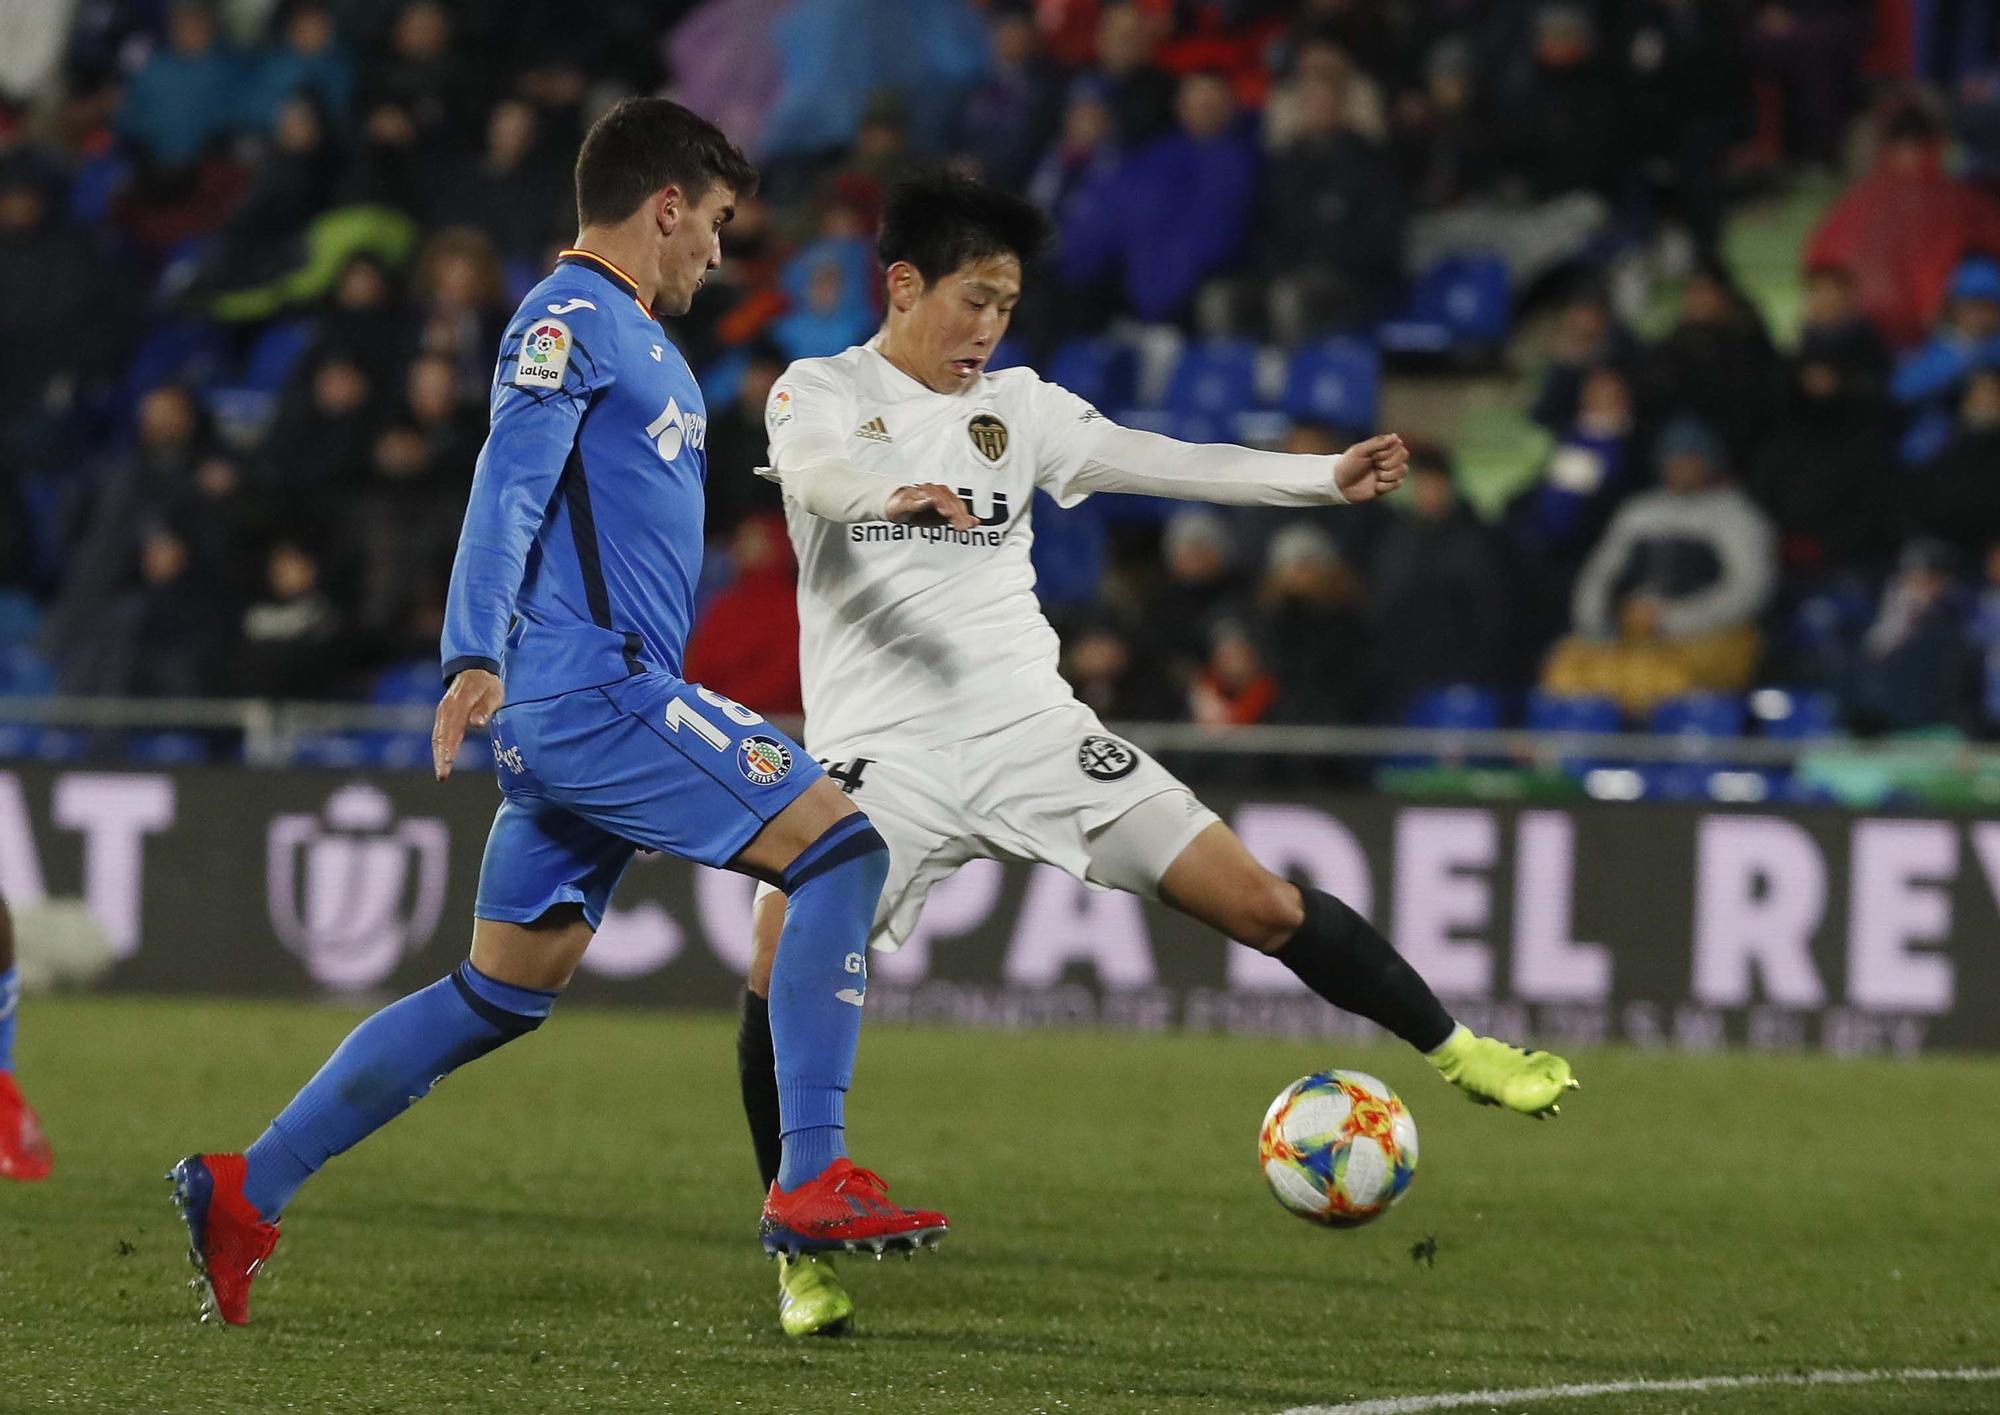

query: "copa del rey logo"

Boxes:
[267, 784, 449, 989]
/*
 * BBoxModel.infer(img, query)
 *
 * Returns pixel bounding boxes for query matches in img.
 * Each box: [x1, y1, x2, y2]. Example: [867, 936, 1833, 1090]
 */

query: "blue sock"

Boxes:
[241, 962, 558, 1222]
[0, 966, 17, 1074]
[770, 815, 888, 1191]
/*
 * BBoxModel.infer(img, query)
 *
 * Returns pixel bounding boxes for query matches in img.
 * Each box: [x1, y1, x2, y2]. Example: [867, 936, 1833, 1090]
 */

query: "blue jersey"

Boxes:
[442, 250, 710, 702]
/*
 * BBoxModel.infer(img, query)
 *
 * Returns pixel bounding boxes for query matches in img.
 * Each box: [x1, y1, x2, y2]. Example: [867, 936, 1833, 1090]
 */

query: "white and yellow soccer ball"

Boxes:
[1259, 1070, 1418, 1227]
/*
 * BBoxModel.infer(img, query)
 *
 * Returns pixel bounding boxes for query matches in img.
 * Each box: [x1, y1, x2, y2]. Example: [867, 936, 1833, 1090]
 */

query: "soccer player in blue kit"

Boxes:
[169, 99, 950, 1326]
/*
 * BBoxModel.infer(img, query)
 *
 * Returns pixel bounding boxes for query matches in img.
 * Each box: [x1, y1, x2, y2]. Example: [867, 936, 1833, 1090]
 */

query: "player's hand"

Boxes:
[885, 483, 977, 531]
[433, 668, 504, 782]
[1333, 433, 1409, 504]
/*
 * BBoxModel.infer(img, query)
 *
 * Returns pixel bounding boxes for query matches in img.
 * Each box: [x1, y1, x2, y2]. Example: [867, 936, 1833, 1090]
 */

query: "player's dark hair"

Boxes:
[574, 97, 759, 228]
[877, 169, 1052, 286]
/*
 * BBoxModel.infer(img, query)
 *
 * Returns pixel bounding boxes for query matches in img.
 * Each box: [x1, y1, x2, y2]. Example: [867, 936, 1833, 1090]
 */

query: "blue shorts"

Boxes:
[474, 671, 821, 929]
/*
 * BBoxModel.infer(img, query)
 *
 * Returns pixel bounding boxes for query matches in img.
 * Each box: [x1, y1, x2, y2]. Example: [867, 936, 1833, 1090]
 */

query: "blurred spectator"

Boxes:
[0, 153, 139, 400]
[1955, 65, 2000, 185]
[243, 0, 354, 133]
[1404, 14, 1614, 293]
[1794, 264, 1890, 399]
[948, 5, 1063, 191]
[1093, 2, 1176, 147]
[1266, 35, 1386, 150]
[96, 524, 230, 697]
[1152, 508, 1244, 682]
[314, 252, 414, 383]
[116, 1, 242, 168]
[432, 99, 567, 265]
[367, 0, 483, 150]
[702, 342, 789, 538]
[346, 421, 458, 659]
[1747, 1, 1869, 167]
[1967, 542, 2000, 735]
[1750, 335, 1899, 574]
[1508, 365, 1641, 655]
[1890, 255, 2000, 463]
[1027, 76, 1122, 222]
[681, 514, 803, 717]
[1059, 70, 1256, 323]
[1641, 264, 1781, 464]
[1189, 618, 1277, 727]
[1256, 523, 1367, 723]
[1545, 416, 1776, 715]
[1250, 70, 1405, 337]
[411, 228, 509, 402]
[1529, 284, 1639, 432]
[1612, 0, 1746, 258]
[1911, 369, 2000, 558]
[190, 93, 344, 294]
[772, 204, 879, 361]
[1368, 448, 1508, 716]
[1394, 35, 1499, 212]
[402, 354, 481, 475]
[1805, 102, 2000, 349]
[1845, 539, 1970, 732]
[237, 540, 347, 699]
[337, 97, 434, 213]
[259, 352, 378, 497]
[1061, 618, 1176, 721]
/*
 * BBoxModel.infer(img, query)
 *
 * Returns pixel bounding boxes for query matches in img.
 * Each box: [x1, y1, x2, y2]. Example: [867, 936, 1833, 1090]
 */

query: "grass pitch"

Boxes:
[2, 997, 1996, 1414]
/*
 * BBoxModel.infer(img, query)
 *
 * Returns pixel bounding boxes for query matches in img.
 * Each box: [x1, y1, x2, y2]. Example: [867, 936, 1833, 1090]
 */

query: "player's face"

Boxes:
[909, 255, 1022, 392]
[655, 184, 736, 317]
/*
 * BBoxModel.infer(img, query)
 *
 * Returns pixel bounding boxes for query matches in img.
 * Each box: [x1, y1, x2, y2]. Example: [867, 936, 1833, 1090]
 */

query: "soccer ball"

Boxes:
[1259, 1070, 1418, 1227]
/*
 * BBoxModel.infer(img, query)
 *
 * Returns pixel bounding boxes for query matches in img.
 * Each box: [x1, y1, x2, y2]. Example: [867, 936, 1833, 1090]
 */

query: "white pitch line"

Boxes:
[1279, 1365, 2000, 1415]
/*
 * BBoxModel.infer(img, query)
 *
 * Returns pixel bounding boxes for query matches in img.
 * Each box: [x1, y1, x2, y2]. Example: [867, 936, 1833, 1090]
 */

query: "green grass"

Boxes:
[2, 998, 1997, 1414]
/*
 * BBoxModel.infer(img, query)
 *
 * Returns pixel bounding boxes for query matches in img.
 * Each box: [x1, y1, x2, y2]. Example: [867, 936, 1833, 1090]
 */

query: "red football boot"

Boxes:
[760, 1158, 949, 1258]
[168, 1153, 280, 1325]
[0, 1073, 52, 1181]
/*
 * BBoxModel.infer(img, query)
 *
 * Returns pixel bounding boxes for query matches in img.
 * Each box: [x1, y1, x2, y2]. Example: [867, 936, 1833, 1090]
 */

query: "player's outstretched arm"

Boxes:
[1033, 379, 1407, 510]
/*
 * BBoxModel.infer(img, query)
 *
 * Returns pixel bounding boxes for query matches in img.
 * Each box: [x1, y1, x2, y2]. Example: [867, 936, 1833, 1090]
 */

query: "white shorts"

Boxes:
[756, 703, 1218, 950]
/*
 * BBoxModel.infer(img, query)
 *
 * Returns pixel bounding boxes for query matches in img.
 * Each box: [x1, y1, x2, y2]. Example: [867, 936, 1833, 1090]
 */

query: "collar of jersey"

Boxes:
[557, 249, 653, 317]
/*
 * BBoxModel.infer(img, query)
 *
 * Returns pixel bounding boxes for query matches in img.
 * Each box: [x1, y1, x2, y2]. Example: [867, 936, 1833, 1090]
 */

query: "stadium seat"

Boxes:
[0, 646, 55, 698]
[0, 591, 39, 646]
[1749, 687, 1840, 740]
[1044, 337, 1138, 410]
[1405, 684, 1505, 731]
[1162, 339, 1261, 417]
[1280, 338, 1380, 430]
[1526, 690, 1622, 776]
[125, 731, 208, 766]
[1377, 254, 1510, 356]
[289, 734, 374, 769]
[1648, 692, 1747, 741]
[371, 660, 444, 707]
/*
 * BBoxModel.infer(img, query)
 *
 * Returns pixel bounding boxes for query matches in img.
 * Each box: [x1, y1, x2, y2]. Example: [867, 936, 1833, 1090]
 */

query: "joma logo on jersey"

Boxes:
[647, 398, 707, 463]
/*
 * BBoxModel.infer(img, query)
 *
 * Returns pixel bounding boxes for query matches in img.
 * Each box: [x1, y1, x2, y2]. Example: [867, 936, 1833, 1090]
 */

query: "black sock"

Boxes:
[737, 989, 782, 1191]
[1271, 889, 1456, 1052]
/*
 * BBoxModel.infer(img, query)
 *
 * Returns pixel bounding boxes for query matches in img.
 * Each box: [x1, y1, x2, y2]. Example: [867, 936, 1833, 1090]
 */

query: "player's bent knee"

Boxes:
[469, 907, 594, 992]
[1237, 873, 1306, 954]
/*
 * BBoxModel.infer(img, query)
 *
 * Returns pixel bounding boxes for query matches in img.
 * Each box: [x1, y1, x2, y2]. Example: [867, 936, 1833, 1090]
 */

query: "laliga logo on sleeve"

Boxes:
[513, 318, 571, 389]
[267, 784, 450, 990]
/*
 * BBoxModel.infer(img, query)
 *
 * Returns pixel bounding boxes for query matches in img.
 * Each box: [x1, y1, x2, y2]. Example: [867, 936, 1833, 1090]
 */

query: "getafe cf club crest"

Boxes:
[1078, 734, 1138, 782]
[266, 784, 449, 990]
[967, 412, 1009, 462]
[739, 735, 794, 786]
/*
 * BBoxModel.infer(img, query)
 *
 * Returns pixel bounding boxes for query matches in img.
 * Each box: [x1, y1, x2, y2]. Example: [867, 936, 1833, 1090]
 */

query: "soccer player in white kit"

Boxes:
[739, 172, 1577, 1336]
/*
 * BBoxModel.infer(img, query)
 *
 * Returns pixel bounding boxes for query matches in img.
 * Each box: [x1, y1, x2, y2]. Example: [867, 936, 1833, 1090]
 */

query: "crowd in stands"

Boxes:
[2, 0, 2000, 759]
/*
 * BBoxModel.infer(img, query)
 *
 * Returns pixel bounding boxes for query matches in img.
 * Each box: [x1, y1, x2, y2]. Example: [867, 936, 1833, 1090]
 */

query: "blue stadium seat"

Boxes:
[1749, 687, 1840, 740]
[1648, 692, 1747, 740]
[0, 591, 39, 646]
[1405, 684, 1505, 731]
[983, 341, 1031, 373]
[1045, 337, 1138, 410]
[1163, 340, 1261, 417]
[1281, 338, 1380, 430]
[0, 724, 33, 759]
[1526, 690, 1622, 775]
[28, 728, 87, 763]
[1377, 254, 1510, 356]
[125, 731, 208, 765]
[0, 646, 55, 698]
[290, 734, 373, 769]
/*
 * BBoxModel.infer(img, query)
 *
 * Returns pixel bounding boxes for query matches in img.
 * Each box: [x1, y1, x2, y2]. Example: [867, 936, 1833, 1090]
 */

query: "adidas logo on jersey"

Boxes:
[855, 417, 894, 442]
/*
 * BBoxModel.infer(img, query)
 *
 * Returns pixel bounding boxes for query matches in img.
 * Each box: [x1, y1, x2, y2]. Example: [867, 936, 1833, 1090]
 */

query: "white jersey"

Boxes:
[764, 341, 1105, 752]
